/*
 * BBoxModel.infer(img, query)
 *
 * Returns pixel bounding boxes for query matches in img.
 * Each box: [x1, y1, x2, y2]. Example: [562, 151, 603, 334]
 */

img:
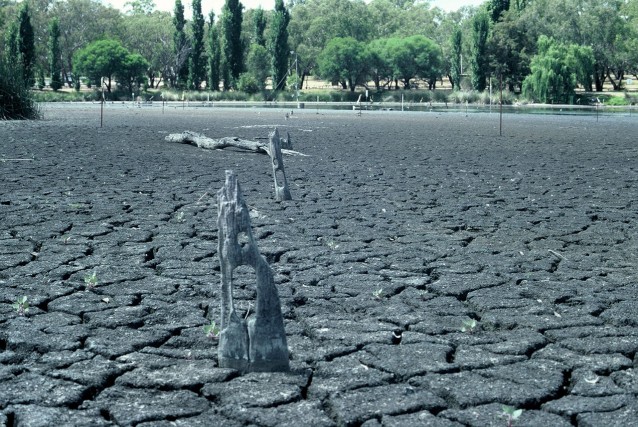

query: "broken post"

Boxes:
[269, 129, 292, 201]
[217, 170, 290, 373]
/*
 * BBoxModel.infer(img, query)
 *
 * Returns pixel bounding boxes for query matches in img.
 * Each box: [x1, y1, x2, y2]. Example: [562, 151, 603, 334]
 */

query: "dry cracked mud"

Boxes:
[1, 104, 637, 426]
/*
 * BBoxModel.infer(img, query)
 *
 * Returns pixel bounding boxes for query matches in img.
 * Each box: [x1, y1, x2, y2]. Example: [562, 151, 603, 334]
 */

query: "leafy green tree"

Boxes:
[188, 0, 206, 89]
[73, 39, 145, 92]
[17, 2, 35, 87]
[268, 0, 290, 91]
[207, 12, 221, 91]
[252, 7, 266, 46]
[173, 0, 189, 87]
[385, 35, 442, 89]
[367, 38, 394, 90]
[121, 11, 174, 88]
[246, 43, 270, 90]
[288, 0, 373, 89]
[469, 9, 490, 91]
[52, 0, 124, 88]
[221, 0, 243, 90]
[317, 37, 370, 91]
[450, 27, 462, 90]
[118, 52, 149, 94]
[5, 21, 19, 63]
[488, 0, 510, 22]
[48, 18, 62, 91]
[522, 35, 594, 103]
[124, 0, 156, 15]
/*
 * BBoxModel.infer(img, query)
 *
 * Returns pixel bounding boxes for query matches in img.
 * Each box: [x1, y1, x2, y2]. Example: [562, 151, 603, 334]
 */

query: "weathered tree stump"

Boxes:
[269, 129, 292, 201]
[216, 170, 290, 373]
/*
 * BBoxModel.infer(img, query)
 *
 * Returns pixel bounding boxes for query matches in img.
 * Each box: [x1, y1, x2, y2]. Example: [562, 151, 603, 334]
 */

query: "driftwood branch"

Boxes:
[165, 131, 306, 156]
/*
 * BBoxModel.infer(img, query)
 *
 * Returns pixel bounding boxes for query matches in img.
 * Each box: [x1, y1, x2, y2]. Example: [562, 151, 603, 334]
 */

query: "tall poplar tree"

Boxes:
[252, 7, 266, 47]
[188, 0, 206, 89]
[17, 2, 35, 87]
[469, 10, 490, 91]
[268, 0, 290, 91]
[220, 0, 243, 90]
[49, 18, 62, 91]
[173, 0, 189, 88]
[207, 11, 221, 91]
[450, 27, 462, 90]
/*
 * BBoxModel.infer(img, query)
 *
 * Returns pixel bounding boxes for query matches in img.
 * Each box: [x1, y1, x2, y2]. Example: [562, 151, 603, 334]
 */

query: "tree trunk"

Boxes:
[164, 131, 307, 156]
[594, 63, 605, 92]
[607, 68, 624, 91]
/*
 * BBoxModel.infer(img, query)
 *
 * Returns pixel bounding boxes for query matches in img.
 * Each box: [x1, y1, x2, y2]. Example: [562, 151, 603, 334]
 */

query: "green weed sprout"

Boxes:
[84, 271, 98, 290]
[13, 296, 29, 316]
[203, 319, 220, 339]
[372, 288, 384, 300]
[461, 318, 478, 333]
[501, 405, 523, 427]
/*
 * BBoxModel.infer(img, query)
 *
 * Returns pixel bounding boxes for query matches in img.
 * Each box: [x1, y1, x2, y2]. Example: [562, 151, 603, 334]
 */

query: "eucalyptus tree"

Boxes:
[121, 10, 174, 88]
[317, 37, 370, 91]
[52, 0, 123, 88]
[288, 0, 373, 88]
[268, 0, 290, 91]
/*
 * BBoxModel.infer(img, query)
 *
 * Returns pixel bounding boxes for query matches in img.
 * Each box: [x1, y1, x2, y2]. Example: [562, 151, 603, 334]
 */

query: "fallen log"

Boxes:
[165, 131, 306, 156]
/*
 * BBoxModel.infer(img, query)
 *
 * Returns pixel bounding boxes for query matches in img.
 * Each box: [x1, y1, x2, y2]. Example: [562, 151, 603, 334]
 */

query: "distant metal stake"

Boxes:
[499, 73, 503, 137]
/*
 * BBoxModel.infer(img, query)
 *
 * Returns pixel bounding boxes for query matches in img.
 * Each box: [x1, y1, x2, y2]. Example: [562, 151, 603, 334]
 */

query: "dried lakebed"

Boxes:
[1, 105, 637, 426]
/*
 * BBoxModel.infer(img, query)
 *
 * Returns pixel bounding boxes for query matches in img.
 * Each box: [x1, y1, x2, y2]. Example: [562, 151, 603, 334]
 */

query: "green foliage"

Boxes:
[188, 0, 206, 90]
[383, 35, 443, 90]
[84, 271, 98, 290]
[522, 35, 594, 104]
[0, 56, 40, 119]
[469, 10, 490, 91]
[268, 0, 290, 91]
[203, 319, 220, 339]
[48, 18, 62, 91]
[317, 37, 370, 92]
[450, 27, 462, 90]
[461, 318, 478, 333]
[73, 39, 147, 93]
[173, 0, 189, 88]
[252, 7, 266, 47]
[236, 72, 259, 94]
[17, 3, 35, 87]
[12, 296, 29, 316]
[501, 405, 523, 427]
[221, 0, 244, 90]
[207, 12, 221, 91]
[245, 43, 270, 91]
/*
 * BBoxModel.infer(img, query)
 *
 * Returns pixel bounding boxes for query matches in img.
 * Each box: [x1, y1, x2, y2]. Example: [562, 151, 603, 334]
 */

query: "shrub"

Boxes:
[0, 58, 40, 119]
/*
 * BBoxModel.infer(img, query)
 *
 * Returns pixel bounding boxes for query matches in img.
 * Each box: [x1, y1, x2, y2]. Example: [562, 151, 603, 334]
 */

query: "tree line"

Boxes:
[1, 0, 637, 104]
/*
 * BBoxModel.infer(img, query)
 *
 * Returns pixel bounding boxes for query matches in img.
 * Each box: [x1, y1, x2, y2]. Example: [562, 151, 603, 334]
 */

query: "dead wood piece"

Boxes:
[165, 131, 307, 156]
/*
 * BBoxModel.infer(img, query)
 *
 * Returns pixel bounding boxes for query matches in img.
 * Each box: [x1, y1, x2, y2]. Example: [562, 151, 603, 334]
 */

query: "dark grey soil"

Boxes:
[1, 104, 637, 426]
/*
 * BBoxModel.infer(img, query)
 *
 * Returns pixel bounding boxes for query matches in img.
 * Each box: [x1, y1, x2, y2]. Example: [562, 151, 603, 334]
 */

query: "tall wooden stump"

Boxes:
[269, 129, 292, 201]
[217, 170, 290, 373]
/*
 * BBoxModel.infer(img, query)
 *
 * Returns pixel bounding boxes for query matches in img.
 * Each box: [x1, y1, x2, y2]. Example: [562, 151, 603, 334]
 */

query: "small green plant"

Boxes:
[461, 318, 478, 333]
[203, 319, 220, 339]
[501, 405, 523, 427]
[372, 288, 384, 300]
[13, 296, 29, 316]
[84, 271, 98, 290]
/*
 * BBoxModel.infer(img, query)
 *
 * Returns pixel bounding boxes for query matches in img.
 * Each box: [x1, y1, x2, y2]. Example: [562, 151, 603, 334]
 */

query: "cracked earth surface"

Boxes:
[1, 105, 637, 426]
